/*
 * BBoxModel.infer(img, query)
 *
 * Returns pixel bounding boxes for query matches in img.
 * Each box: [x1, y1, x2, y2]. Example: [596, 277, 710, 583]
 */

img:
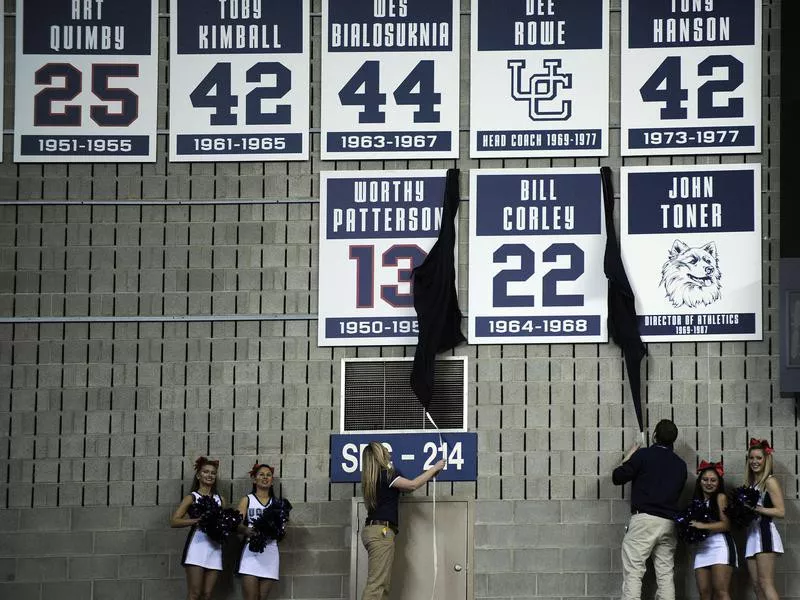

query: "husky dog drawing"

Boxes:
[660, 240, 722, 308]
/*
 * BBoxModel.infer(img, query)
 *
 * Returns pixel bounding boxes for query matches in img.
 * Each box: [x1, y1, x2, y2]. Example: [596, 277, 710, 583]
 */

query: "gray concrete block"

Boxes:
[94, 531, 145, 554]
[94, 579, 142, 600]
[19, 508, 70, 531]
[487, 572, 539, 597]
[290, 574, 342, 598]
[0, 582, 42, 600]
[68, 556, 119, 580]
[2, 532, 93, 556]
[16, 557, 68, 581]
[118, 554, 170, 579]
[71, 507, 121, 531]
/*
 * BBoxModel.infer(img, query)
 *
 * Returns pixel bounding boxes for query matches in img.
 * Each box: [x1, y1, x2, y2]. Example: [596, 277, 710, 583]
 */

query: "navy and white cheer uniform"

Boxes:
[693, 500, 738, 569]
[745, 484, 784, 557]
[238, 494, 280, 580]
[182, 492, 223, 570]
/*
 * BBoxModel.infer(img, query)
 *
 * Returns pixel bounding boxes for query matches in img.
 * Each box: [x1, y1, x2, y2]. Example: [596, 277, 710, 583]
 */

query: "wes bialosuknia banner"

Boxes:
[468, 169, 608, 344]
[169, 0, 310, 162]
[321, 0, 459, 160]
[621, 0, 761, 156]
[621, 164, 762, 342]
[318, 170, 453, 346]
[470, 0, 609, 158]
[14, 0, 158, 162]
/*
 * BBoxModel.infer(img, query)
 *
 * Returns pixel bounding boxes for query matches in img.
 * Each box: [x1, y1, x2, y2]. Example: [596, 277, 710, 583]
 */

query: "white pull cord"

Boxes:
[426, 411, 444, 600]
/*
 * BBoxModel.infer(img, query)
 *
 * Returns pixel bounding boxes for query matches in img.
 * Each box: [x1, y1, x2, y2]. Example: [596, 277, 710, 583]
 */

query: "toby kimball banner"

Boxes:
[14, 0, 158, 162]
[470, 0, 609, 158]
[318, 170, 454, 346]
[321, 0, 460, 160]
[621, 0, 761, 156]
[169, 0, 310, 161]
[621, 164, 762, 342]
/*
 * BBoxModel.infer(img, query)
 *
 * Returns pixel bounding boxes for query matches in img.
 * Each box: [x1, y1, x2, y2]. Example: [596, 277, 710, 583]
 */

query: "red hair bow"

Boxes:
[748, 438, 774, 455]
[697, 460, 724, 477]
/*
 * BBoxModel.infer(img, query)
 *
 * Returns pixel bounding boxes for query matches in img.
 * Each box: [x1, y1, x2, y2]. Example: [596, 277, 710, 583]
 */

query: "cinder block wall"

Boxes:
[1, 1, 795, 599]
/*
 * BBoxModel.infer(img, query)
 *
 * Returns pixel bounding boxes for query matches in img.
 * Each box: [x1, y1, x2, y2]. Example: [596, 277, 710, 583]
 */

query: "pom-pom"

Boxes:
[725, 486, 760, 528]
[674, 498, 713, 544]
[248, 497, 293, 553]
[188, 496, 242, 544]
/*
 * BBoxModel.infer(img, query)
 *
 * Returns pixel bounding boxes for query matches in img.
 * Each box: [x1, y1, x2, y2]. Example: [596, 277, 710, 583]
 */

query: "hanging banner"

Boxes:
[318, 170, 452, 346]
[621, 164, 762, 342]
[470, 0, 609, 158]
[621, 0, 761, 156]
[468, 168, 608, 344]
[14, 0, 158, 162]
[169, 0, 310, 162]
[320, 0, 459, 160]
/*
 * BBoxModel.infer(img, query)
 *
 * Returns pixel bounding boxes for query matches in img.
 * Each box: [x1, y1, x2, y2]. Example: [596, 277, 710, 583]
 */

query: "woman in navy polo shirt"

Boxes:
[360, 441, 444, 600]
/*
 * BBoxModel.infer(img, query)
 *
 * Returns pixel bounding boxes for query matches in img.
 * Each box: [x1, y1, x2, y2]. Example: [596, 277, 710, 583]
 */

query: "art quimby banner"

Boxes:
[14, 0, 158, 162]
[621, 164, 762, 342]
[621, 0, 761, 156]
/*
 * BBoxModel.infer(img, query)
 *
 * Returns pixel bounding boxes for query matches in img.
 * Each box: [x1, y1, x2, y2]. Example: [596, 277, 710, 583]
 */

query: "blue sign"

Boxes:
[330, 433, 477, 483]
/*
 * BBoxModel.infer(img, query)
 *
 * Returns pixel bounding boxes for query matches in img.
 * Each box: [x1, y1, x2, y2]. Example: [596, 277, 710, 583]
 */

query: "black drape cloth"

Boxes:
[601, 166, 647, 431]
[410, 168, 465, 409]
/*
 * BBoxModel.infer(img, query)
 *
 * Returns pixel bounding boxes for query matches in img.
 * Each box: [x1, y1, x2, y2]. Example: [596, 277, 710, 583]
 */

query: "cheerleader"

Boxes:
[744, 438, 785, 600]
[688, 461, 736, 600]
[237, 462, 283, 600]
[170, 457, 225, 600]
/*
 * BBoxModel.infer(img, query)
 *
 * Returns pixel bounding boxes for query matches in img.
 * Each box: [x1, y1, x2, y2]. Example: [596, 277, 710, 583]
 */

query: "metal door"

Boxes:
[351, 497, 472, 600]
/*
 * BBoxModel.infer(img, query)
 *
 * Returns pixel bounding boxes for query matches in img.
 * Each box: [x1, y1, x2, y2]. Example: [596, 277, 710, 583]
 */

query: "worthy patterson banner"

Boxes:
[321, 0, 459, 160]
[318, 170, 453, 346]
[470, 0, 609, 158]
[468, 168, 608, 344]
[621, 0, 761, 156]
[14, 0, 158, 162]
[621, 164, 762, 342]
[169, 0, 310, 162]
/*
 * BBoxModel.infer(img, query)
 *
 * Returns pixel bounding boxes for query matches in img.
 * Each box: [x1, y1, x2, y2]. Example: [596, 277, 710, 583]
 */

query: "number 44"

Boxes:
[339, 60, 441, 124]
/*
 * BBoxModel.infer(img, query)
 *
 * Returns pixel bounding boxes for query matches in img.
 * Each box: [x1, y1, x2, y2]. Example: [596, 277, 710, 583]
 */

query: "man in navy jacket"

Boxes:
[613, 419, 688, 600]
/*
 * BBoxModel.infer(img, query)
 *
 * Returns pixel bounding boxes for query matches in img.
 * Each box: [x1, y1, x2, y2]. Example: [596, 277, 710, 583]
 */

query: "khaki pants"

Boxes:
[361, 524, 396, 600]
[621, 513, 677, 600]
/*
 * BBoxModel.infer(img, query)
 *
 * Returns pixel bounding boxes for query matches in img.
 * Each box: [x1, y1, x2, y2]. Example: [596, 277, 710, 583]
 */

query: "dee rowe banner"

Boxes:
[468, 168, 608, 344]
[621, 0, 761, 156]
[321, 0, 460, 160]
[169, 0, 310, 162]
[318, 170, 452, 346]
[14, 0, 158, 162]
[470, 0, 609, 158]
[621, 164, 762, 342]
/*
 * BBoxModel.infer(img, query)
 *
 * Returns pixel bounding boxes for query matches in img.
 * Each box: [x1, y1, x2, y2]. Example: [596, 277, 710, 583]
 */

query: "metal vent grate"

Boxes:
[341, 357, 467, 432]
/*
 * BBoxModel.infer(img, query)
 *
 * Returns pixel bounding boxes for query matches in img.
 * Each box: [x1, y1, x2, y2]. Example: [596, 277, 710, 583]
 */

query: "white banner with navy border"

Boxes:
[621, 164, 762, 342]
[169, 0, 310, 162]
[318, 170, 453, 346]
[330, 433, 477, 483]
[621, 0, 761, 156]
[14, 0, 158, 162]
[470, 0, 609, 158]
[321, 0, 459, 160]
[468, 168, 608, 344]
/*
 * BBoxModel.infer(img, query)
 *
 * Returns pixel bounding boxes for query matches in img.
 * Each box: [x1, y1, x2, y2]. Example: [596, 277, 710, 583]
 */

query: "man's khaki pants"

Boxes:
[621, 513, 677, 600]
[361, 524, 396, 600]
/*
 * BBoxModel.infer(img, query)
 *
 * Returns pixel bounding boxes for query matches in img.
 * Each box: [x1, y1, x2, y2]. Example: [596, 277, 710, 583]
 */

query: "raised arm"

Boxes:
[391, 459, 446, 492]
[170, 495, 199, 528]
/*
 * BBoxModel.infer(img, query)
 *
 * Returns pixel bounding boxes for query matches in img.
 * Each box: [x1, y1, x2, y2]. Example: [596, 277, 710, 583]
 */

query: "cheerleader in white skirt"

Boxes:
[170, 457, 226, 600]
[744, 439, 785, 600]
[237, 462, 284, 600]
[688, 461, 736, 600]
